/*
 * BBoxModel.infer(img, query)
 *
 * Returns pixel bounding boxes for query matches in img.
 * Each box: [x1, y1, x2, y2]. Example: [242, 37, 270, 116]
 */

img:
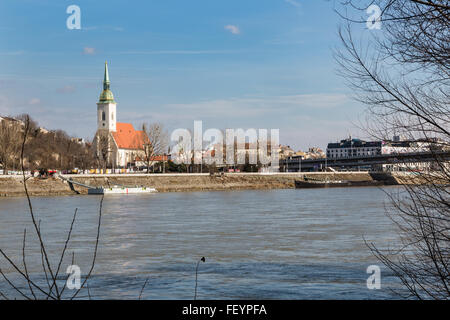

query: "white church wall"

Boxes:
[97, 102, 117, 132]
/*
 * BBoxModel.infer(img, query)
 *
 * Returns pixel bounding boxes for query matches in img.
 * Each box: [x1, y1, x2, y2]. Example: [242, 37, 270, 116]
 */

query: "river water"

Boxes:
[0, 187, 408, 299]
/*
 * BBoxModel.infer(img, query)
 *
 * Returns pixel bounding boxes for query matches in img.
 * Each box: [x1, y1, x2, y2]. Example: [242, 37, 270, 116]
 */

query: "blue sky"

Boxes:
[0, 0, 373, 150]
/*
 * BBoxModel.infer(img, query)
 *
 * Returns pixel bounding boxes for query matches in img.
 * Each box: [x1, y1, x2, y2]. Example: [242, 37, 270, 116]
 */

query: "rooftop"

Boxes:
[112, 122, 149, 150]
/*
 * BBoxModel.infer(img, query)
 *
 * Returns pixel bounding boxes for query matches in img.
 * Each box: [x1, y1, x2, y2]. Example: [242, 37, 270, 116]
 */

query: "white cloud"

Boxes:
[118, 94, 350, 124]
[176, 94, 347, 111]
[285, 0, 301, 7]
[83, 47, 96, 55]
[56, 85, 76, 94]
[224, 25, 240, 35]
[159, 93, 355, 150]
[125, 94, 350, 123]
[29, 98, 41, 105]
[0, 90, 358, 150]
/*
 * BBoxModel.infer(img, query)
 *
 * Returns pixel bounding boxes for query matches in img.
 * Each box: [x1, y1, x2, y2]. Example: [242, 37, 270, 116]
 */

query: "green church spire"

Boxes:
[103, 61, 110, 90]
[99, 61, 115, 103]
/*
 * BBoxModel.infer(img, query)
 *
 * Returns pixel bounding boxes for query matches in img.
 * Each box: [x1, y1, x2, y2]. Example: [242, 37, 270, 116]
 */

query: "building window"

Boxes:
[102, 111, 106, 121]
[111, 112, 114, 120]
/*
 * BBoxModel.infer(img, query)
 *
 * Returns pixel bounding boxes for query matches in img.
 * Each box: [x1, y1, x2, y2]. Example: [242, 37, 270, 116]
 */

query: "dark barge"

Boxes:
[294, 178, 385, 189]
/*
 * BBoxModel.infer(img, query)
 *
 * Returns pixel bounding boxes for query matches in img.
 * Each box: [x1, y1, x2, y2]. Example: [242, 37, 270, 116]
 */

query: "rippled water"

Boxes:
[0, 187, 407, 299]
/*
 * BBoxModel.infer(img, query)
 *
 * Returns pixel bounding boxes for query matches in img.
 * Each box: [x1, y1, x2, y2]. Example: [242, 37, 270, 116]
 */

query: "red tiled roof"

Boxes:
[149, 155, 169, 161]
[135, 155, 168, 162]
[112, 122, 149, 150]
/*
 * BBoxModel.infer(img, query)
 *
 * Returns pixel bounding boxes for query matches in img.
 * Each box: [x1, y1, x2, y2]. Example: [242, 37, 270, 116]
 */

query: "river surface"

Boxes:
[0, 187, 408, 299]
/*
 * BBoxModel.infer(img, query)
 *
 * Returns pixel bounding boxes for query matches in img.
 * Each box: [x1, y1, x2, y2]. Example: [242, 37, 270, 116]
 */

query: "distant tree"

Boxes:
[0, 117, 22, 174]
[141, 123, 169, 173]
[74, 141, 95, 172]
[95, 133, 112, 171]
[166, 160, 186, 173]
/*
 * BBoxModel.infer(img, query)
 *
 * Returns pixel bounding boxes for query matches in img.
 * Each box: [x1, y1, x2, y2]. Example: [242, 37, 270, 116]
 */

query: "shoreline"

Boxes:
[0, 172, 405, 197]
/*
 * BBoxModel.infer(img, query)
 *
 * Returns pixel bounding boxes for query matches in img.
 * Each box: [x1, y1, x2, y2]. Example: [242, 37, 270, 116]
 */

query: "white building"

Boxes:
[327, 137, 382, 159]
[93, 62, 148, 168]
[326, 136, 432, 159]
[326, 136, 441, 172]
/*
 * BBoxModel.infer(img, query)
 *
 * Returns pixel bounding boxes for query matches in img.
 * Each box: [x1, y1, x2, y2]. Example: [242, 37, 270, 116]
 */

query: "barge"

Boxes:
[294, 178, 384, 189]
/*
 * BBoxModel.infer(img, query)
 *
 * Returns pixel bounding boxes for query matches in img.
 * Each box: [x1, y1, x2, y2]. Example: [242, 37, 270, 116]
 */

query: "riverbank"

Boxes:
[0, 172, 405, 197]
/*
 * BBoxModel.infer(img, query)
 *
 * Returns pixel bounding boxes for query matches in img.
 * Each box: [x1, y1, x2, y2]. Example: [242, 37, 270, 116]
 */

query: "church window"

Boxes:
[111, 112, 114, 120]
[102, 111, 106, 121]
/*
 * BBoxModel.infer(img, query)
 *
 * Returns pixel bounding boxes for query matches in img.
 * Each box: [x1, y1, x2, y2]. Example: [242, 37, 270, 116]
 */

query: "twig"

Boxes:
[21, 229, 36, 299]
[71, 195, 103, 300]
[139, 278, 149, 300]
[20, 116, 60, 297]
[37, 221, 52, 298]
[49, 208, 78, 299]
[0, 268, 31, 300]
[0, 248, 56, 300]
[59, 251, 75, 298]
[86, 281, 92, 300]
[0, 291, 8, 300]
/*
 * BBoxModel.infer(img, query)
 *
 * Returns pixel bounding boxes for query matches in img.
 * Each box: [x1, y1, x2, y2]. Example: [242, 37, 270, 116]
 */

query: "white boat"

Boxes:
[88, 185, 158, 195]
[57, 175, 158, 195]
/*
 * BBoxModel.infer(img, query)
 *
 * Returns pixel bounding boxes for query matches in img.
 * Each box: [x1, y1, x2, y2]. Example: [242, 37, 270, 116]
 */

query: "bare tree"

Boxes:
[95, 133, 113, 172]
[74, 141, 95, 172]
[176, 139, 192, 173]
[0, 117, 22, 174]
[335, 0, 450, 299]
[0, 115, 103, 300]
[141, 122, 168, 173]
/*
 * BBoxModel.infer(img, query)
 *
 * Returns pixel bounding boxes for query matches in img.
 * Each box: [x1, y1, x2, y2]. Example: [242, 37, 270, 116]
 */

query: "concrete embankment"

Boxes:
[0, 172, 401, 197]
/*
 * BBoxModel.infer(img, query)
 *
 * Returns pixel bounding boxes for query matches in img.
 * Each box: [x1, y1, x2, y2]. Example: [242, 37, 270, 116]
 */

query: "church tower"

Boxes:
[97, 61, 117, 132]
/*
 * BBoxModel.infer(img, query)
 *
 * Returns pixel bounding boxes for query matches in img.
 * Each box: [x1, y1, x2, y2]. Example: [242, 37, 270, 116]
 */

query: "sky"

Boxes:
[0, 0, 376, 151]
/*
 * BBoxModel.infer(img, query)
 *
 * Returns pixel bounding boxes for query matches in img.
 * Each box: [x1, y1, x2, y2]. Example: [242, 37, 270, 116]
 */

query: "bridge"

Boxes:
[57, 174, 97, 194]
[282, 151, 450, 172]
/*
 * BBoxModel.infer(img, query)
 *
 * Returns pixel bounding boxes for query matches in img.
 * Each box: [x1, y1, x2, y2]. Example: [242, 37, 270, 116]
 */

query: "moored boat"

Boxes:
[88, 186, 158, 195]
[294, 179, 384, 189]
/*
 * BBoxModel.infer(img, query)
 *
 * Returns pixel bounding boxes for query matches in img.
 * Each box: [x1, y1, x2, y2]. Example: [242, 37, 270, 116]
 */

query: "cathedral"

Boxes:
[93, 62, 148, 168]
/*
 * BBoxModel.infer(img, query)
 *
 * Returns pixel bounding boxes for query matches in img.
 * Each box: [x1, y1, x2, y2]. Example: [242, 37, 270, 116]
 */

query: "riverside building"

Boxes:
[93, 62, 149, 168]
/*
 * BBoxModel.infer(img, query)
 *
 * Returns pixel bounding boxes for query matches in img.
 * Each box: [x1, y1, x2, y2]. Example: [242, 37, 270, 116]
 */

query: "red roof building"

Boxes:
[94, 63, 159, 168]
[112, 123, 149, 150]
